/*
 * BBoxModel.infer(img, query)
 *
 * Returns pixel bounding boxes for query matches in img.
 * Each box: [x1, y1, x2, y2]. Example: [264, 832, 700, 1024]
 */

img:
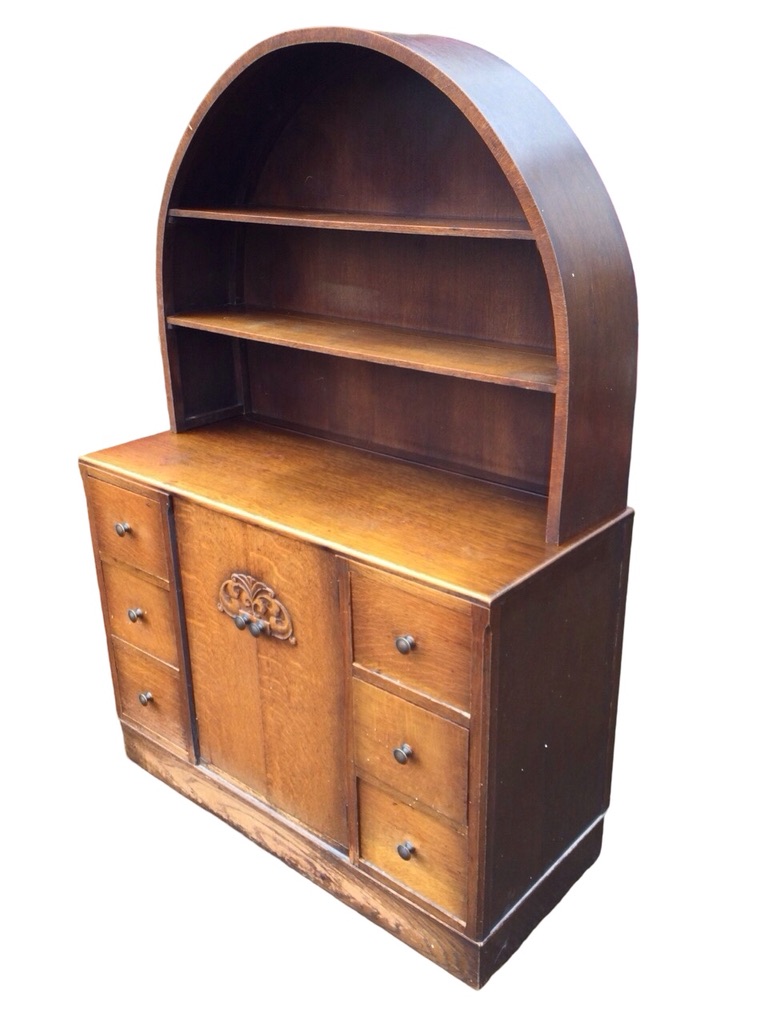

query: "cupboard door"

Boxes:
[174, 500, 347, 847]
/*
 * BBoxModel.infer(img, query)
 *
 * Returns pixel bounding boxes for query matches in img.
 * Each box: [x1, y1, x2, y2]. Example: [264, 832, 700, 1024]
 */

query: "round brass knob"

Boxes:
[394, 634, 415, 655]
[138, 691, 153, 706]
[127, 608, 144, 623]
[114, 522, 131, 537]
[396, 841, 415, 861]
[234, 614, 248, 630]
[392, 743, 413, 765]
[248, 619, 267, 637]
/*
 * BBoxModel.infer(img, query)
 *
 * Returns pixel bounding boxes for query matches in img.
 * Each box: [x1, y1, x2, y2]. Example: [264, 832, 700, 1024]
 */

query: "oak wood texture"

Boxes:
[172, 498, 347, 847]
[357, 778, 468, 922]
[100, 561, 178, 666]
[352, 678, 469, 825]
[80, 421, 554, 601]
[79, 26, 636, 989]
[350, 564, 475, 711]
[87, 475, 169, 580]
[81, 469, 196, 763]
[111, 638, 189, 754]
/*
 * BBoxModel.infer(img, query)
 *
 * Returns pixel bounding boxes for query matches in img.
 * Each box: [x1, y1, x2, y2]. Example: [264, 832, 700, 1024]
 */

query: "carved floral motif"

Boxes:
[217, 572, 296, 643]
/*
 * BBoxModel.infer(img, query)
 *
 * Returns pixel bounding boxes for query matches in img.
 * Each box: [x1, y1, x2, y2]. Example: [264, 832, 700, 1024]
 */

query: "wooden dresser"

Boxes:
[80, 28, 636, 987]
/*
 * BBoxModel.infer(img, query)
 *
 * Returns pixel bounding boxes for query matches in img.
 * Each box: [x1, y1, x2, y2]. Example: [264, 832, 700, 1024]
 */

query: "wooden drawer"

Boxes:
[358, 779, 468, 921]
[101, 562, 178, 666]
[112, 638, 189, 752]
[350, 565, 473, 711]
[353, 678, 468, 825]
[87, 476, 169, 581]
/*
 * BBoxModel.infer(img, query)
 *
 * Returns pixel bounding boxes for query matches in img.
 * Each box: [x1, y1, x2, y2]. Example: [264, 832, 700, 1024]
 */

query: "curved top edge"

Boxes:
[157, 27, 637, 545]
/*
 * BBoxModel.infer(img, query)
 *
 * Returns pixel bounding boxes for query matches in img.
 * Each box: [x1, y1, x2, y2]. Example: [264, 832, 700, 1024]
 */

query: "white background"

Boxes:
[3, 1, 764, 1019]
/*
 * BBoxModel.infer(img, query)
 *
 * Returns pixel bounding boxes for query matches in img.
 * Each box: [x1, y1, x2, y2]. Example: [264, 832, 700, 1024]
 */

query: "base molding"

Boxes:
[124, 728, 604, 988]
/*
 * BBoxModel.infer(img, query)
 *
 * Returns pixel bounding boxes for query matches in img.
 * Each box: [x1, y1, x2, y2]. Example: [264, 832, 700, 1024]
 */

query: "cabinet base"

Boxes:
[123, 727, 604, 988]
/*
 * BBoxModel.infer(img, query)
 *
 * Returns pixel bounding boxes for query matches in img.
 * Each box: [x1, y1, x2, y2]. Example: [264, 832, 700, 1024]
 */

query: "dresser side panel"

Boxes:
[485, 513, 633, 926]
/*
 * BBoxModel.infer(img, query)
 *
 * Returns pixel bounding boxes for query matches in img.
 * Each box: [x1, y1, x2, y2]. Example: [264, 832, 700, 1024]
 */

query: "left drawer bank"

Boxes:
[80, 466, 195, 759]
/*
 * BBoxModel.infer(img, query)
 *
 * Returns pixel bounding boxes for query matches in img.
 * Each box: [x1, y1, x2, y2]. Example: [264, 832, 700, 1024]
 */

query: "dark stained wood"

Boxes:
[167, 308, 557, 389]
[484, 513, 633, 922]
[169, 207, 535, 238]
[248, 348, 553, 493]
[240, 229, 553, 348]
[157, 27, 636, 543]
[80, 27, 637, 989]
[247, 46, 525, 223]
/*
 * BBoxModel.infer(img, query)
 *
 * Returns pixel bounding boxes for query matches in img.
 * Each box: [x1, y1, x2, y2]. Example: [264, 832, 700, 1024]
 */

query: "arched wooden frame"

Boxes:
[157, 28, 636, 546]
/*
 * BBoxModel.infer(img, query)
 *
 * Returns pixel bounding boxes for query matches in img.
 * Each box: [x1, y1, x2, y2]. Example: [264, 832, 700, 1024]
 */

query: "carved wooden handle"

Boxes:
[217, 572, 296, 644]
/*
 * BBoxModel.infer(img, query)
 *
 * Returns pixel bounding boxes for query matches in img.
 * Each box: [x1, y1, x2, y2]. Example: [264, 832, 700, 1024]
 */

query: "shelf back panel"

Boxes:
[247, 344, 553, 493]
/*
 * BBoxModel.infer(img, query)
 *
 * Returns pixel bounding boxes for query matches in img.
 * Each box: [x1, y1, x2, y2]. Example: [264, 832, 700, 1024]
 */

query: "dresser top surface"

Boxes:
[80, 420, 610, 601]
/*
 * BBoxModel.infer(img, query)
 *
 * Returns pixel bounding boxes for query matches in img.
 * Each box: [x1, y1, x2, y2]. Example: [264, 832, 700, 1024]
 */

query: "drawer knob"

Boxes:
[233, 613, 268, 636]
[392, 743, 413, 765]
[396, 841, 415, 861]
[127, 607, 144, 623]
[394, 634, 415, 655]
[138, 691, 153, 706]
[114, 522, 131, 537]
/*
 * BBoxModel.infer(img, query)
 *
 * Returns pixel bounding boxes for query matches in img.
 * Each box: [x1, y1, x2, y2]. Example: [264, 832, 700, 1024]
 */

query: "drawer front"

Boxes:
[358, 780, 468, 921]
[353, 678, 468, 825]
[112, 638, 189, 751]
[101, 562, 178, 666]
[87, 476, 169, 580]
[350, 566, 473, 710]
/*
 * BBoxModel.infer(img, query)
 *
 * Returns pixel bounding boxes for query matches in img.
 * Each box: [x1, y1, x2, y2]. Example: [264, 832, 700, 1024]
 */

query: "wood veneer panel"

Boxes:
[241, 228, 553, 349]
[249, 47, 524, 223]
[81, 421, 555, 601]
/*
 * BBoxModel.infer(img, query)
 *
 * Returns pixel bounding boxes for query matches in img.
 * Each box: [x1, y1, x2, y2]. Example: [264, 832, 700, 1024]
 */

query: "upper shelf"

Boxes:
[167, 307, 557, 391]
[168, 207, 536, 240]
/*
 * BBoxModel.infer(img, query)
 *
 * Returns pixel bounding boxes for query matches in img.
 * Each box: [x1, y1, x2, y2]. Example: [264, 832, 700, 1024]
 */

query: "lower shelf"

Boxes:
[123, 726, 605, 988]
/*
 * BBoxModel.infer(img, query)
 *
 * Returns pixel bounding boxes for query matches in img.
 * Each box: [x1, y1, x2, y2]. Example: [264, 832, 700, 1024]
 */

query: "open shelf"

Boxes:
[168, 207, 536, 239]
[166, 308, 557, 391]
